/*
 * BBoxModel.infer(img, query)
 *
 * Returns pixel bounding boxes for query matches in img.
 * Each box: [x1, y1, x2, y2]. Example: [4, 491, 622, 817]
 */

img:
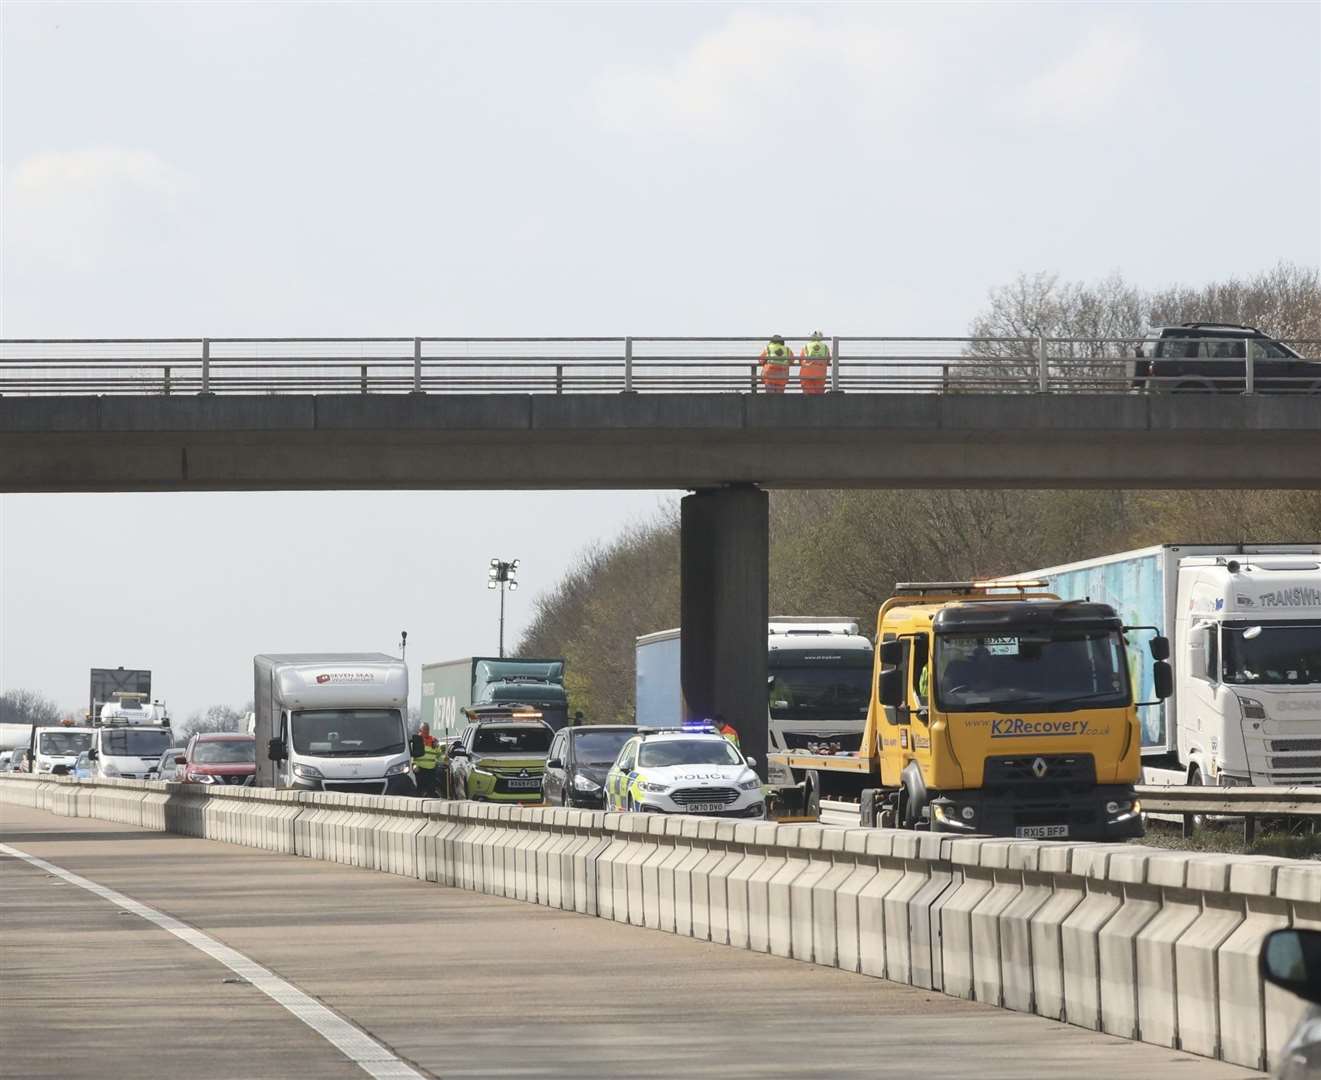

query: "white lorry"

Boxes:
[635, 617, 874, 786]
[1004, 544, 1321, 788]
[253, 653, 418, 795]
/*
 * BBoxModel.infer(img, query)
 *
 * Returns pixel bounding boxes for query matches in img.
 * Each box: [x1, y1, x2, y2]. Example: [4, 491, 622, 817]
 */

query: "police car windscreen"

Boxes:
[38, 731, 93, 755]
[1222, 622, 1321, 685]
[639, 739, 742, 768]
[473, 726, 552, 754]
[574, 729, 633, 765]
[769, 667, 871, 722]
[935, 630, 1128, 712]
[193, 738, 256, 764]
[103, 729, 172, 756]
[292, 709, 405, 756]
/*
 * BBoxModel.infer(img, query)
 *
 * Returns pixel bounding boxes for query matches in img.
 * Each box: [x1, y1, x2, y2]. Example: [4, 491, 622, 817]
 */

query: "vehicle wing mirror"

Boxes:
[174, 755, 187, 765]
[1153, 661, 1174, 701]
[1260, 928, 1321, 1005]
[267, 738, 286, 762]
[877, 668, 904, 708]
[1150, 635, 1171, 661]
[88, 748, 99, 761]
[546, 757, 563, 769]
[744, 755, 757, 767]
[449, 746, 468, 758]
[878, 640, 904, 666]
[409, 734, 424, 758]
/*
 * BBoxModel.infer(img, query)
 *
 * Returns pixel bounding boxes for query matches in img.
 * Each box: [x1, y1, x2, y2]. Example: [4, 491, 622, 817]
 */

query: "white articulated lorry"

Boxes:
[1003, 544, 1321, 788]
[635, 617, 873, 786]
[253, 653, 419, 795]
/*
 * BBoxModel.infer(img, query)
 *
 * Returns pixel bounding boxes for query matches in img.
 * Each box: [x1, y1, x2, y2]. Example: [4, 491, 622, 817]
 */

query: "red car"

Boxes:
[178, 733, 256, 786]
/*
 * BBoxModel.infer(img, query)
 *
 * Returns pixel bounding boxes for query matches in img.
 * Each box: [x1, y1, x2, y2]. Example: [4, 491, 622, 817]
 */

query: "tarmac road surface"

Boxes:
[0, 804, 1266, 1080]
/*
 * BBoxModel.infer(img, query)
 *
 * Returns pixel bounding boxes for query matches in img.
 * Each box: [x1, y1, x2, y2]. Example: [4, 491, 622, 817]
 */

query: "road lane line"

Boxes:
[0, 842, 427, 1080]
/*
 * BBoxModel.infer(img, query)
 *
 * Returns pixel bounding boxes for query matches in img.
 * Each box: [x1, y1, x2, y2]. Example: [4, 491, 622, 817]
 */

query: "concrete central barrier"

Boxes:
[2, 774, 1316, 1072]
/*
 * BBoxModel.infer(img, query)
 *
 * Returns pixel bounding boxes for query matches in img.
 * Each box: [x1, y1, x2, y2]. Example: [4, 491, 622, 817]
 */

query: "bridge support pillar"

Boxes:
[680, 484, 769, 779]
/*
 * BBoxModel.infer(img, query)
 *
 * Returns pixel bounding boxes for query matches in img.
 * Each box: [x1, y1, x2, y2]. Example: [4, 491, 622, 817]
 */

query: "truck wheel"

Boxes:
[805, 771, 822, 818]
[900, 783, 926, 830]
[860, 788, 880, 828]
[1187, 766, 1210, 831]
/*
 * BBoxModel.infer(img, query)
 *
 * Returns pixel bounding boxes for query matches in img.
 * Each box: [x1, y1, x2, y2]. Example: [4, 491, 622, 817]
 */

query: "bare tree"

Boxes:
[0, 689, 63, 727]
[175, 704, 243, 741]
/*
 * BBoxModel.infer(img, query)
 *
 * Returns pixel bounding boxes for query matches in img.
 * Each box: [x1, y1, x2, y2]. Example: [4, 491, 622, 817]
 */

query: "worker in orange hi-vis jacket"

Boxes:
[799, 331, 830, 395]
[759, 335, 793, 394]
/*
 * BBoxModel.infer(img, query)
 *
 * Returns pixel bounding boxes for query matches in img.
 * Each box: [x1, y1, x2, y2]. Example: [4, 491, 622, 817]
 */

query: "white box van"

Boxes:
[254, 653, 416, 796]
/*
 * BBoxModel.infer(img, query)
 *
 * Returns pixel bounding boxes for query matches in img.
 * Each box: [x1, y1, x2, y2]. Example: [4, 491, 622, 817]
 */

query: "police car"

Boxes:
[602, 726, 765, 818]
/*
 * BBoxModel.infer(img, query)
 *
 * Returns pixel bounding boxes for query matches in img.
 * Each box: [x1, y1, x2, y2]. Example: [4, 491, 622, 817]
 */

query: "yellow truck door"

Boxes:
[876, 635, 935, 788]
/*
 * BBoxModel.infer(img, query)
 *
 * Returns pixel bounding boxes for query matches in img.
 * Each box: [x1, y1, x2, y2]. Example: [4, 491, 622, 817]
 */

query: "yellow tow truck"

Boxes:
[768, 581, 1172, 840]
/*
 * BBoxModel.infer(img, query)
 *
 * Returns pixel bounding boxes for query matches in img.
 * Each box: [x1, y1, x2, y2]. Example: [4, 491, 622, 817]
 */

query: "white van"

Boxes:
[254, 653, 416, 796]
[89, 724, 176, 780]
[31, 727, 96, 775]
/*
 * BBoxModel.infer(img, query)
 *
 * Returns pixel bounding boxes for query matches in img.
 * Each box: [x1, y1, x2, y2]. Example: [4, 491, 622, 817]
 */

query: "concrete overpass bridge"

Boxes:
[4, 333, 1318, 774]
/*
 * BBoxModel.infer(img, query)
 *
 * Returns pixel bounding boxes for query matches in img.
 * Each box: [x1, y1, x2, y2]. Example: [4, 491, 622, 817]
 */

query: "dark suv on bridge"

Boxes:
[1131, 322, 1319, 393]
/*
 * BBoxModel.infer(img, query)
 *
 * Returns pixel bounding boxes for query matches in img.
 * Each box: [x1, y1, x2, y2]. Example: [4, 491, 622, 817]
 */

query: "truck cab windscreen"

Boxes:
[1222, 622, 1321, 685]
[291, 710, 405, 756]
[103, 729, 172, 756]
[768, 667, 871, 722]
[38, 731, 93, 755]
[935, 630, 1129, 712]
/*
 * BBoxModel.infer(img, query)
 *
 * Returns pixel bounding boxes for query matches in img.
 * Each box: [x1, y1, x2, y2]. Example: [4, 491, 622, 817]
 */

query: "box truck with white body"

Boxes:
[254, 653, 416, 795]
[420, 657, 569, 742]
[1003, 544, 1321, 787]
[635, 618, 873, 785]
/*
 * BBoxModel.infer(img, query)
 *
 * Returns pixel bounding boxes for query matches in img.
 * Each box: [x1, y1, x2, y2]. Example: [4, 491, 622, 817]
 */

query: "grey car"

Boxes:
[1261, 927, 1321, 1079]
[151, 746, 186, 782]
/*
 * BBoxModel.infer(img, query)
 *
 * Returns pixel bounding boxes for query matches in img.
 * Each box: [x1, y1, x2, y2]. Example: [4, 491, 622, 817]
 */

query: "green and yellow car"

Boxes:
[445, 715, 554, 803]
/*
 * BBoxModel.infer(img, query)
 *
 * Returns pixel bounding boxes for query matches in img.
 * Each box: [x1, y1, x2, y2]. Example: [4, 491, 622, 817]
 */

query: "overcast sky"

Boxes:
[3, 2, 1318, 719]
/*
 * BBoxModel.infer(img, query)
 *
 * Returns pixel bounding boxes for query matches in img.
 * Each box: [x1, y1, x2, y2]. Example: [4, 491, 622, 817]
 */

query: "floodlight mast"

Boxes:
[487, 558, 520, 658]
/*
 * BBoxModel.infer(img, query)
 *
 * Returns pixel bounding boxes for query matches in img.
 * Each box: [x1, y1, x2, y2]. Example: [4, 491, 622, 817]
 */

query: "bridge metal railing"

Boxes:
[0, 335, 1318, 396]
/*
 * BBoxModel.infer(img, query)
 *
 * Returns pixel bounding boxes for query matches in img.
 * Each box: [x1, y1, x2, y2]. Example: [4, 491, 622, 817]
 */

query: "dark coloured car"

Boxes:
[542, 724, 637, 808]
[1132, 323, 1319, 393]
[179, 733, 256, 787]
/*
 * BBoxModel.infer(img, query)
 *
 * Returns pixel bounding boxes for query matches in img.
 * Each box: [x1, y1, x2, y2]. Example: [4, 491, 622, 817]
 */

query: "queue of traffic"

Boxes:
[13, 546, 1319, 842]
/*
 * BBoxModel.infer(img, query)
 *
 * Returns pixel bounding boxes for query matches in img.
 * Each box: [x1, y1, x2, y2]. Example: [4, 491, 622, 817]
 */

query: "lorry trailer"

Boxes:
[421, 656, 569, 741]
[253, 653, 418, 796]
[1001, 544, 1321, 787]
[770, 581, 1172, 840]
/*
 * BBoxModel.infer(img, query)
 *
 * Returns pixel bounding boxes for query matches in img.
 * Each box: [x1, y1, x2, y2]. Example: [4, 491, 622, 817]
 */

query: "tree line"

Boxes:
[519, 263, 1321, 723]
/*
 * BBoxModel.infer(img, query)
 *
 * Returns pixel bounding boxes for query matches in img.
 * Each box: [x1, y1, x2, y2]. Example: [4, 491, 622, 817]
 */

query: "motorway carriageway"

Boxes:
[0, 805, 1267, 1080]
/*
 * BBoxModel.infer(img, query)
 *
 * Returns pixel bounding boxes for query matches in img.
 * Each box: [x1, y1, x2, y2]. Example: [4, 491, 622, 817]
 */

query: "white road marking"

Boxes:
[0, 842, 426, 1080]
